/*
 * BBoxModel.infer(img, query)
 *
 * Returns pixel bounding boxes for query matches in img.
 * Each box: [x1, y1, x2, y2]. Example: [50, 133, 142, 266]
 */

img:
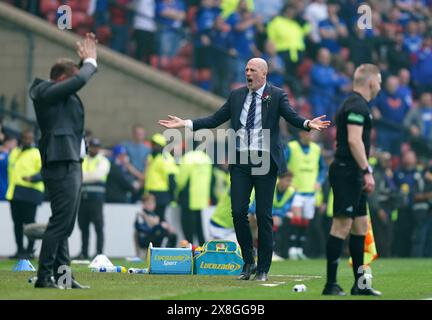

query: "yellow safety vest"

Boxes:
[145, 152, 178, 192]
[6, 147, 44, 200]
[213, 167, 230, 203]
[287, 141, 321, 193]
[273, 185, 296, 209]
[267, 16, 311, 62]
[177, 150, 213, 210]
[221, 0, 254, 18]
[82, 154, 110, 183]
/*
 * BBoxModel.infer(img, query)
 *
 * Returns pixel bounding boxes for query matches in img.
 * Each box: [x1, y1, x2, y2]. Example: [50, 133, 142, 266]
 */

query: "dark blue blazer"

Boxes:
[192, 83, 310, 174]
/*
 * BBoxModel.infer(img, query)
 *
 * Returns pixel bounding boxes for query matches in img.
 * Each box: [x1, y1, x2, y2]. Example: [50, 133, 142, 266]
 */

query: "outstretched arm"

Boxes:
[279, 92, 331, 131]
[159, 94, 232, 131]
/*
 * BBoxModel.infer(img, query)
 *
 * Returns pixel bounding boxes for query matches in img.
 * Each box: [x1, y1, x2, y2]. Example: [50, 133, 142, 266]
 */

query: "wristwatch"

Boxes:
[362, 165, 373, 175]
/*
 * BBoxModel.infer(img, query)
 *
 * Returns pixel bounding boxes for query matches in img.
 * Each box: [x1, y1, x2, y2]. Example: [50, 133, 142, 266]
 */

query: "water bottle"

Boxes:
[293, 284, 307, 292]
[128, 268, 148, 274]
[93, 266, 126, 273]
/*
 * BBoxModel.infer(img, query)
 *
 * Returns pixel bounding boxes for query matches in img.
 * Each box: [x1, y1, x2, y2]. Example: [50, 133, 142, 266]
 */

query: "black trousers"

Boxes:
[134, 29, 156, 64]
[37, 161, 82, 281]
[78, 199, 104, 256]
[230, 160, 278, 273]
[10, 200, 37, 254]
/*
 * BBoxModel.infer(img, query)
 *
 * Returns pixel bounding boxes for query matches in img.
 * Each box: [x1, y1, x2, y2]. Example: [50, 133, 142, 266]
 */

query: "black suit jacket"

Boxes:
[29, 62, 97, 165]
[192, 84, 309, 174]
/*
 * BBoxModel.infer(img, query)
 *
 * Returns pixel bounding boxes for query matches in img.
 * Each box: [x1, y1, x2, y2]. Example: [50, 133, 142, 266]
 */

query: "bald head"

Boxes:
[353, 63, 382, 100]
[245, 58, 268, 90]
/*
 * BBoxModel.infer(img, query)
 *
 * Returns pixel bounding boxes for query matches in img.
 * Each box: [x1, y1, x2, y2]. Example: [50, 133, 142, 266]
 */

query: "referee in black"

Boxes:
[322, 64, 382, 296]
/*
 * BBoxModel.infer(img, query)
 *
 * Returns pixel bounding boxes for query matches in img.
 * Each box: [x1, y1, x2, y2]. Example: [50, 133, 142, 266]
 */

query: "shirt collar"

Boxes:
[250, 83, 266, 98]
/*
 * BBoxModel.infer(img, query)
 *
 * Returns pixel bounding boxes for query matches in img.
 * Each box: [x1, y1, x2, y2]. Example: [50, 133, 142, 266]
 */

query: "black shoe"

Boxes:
[237, 263, 257, 280]
[71, 279, 90, 289]
[34, 277, 60, 289]
[253, 272, 268, 281]
[351, 285, 382, 296]
[322, 283, 346, 296]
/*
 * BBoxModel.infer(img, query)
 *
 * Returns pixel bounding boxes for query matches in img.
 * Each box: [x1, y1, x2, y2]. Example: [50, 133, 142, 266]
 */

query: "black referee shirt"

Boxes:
[334, 91, 372, 164]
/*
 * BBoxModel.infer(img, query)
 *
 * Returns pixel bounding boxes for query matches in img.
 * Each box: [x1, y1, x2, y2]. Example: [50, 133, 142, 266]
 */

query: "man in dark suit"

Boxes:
[159, 58, 330, 281]
[29, 33, 98, 289]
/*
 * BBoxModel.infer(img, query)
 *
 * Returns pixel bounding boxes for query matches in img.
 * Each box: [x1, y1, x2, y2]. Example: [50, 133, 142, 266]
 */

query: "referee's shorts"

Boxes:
[329, 160, 367, 218]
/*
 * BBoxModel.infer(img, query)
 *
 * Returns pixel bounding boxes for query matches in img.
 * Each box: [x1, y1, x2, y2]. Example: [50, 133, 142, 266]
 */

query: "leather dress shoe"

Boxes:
[351, 285, 382, 296]
[322, 283, 346, 296]
[237, 263, 257, 280]
[71, 279, 90, 289]
[253, 272, 268, 281]
[34, 277, 60, 289]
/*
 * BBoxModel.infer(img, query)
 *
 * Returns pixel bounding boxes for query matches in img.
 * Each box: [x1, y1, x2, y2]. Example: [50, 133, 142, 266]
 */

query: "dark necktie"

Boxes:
[245, 91, 257, 145]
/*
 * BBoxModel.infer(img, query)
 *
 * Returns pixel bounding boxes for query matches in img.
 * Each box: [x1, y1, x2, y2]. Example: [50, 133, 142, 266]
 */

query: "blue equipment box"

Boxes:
[147, 243, 193, 274]
[194, 240, 244, 275]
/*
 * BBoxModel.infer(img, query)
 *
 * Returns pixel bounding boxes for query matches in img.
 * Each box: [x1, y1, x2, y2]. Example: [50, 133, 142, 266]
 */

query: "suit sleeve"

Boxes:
[192, 93, 232, 131]
[31, 62, 97, 103]
[279, 92, 309, 131]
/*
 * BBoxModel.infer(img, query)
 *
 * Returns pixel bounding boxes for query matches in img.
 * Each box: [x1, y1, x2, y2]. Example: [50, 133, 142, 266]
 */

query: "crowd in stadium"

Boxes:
[2, 0, 432, 260]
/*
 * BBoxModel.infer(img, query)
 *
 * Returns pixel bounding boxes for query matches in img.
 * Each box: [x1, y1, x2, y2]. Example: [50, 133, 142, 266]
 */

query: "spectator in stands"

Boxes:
[411, 32, 432, 94]
[209, 14, 234, 97]
[267, 4, 311, 94]
[304, 0, 328, 44]
[0, 136, 17, 201]
[226, 0, 263, 89]
[109, 0, 132, 54]
[372, 75, 411, 155]
[309, 47, 344, 121]
[387, 32, 412, 74]
[411, 164, 432, 257]
[397, 68, 413, 107]
[156, 0, 187, 68]
[403, 19, 423, 55]
[220, 0, 253, 19]
[318, 0, 348, 55]
[106, 145, 141, 203]
[262, 40, 285, 88]
[133, 0, 156, 64]
[254, 0, 283, 24]
[342, 25, 374, 67]
[369, 151, 399, 257]
[193, 0, 221, 90]
[88, 0, 110, 29]
[134, 194, 177, 257]
[122, 124, 150, 178]
[392, 150, 420, 256]
[404, 92, 432, 159]
[6, 130, 44, 259]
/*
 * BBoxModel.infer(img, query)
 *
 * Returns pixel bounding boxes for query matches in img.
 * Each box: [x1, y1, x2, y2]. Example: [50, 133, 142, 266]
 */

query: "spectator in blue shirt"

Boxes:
[372, 76, 411, 155]
[403, 20, 423, 55]
[156, 0, 186, 67]
[209, 14, 235, 97]
[193, 0, 221, 90]
[226, 0, 263, 88]
[397, 68, 413, 107]
[262, 40, 285, 88]
[404, 92, 432, 149]
[318, 1, 348, 54]
[412, 33, 432, 93]
[0, 136, 18, 201]
[308, 48, 345, 121]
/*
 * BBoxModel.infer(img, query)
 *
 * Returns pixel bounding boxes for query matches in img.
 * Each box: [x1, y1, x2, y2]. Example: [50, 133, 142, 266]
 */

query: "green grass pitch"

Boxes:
[1, 258, 431, 300]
